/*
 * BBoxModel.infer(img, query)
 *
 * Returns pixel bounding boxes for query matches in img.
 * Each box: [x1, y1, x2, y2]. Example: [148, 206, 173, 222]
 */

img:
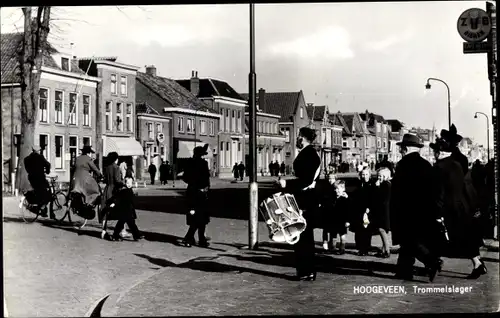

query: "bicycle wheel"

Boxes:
[51, 191, 68, 222]
[20, 196, 39, 223]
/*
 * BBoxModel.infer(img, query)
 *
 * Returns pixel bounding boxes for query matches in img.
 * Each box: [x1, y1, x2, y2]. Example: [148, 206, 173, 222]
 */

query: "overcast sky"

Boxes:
[1, 2, 494, 147]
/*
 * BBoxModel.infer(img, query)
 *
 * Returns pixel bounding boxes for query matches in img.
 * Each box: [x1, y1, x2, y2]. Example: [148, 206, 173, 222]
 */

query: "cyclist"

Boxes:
[72, 145, 103, 207]
[24, 144, 51, 218]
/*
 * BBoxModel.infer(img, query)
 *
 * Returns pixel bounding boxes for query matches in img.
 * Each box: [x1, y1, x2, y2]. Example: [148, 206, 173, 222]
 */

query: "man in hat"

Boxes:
[441, 124, 468, 174]
[24, 143, 51, 217]
[181, 144, 211, 248]
[390, 133, 442, 282]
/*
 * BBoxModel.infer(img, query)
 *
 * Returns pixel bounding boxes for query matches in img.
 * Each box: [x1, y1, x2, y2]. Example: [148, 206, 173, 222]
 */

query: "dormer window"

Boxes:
[300, 107, 304, 119]
[61, 57, 69, 71]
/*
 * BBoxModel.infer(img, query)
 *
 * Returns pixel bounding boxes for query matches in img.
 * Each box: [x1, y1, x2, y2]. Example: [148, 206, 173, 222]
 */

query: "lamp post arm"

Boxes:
[427, 77, 451, 128]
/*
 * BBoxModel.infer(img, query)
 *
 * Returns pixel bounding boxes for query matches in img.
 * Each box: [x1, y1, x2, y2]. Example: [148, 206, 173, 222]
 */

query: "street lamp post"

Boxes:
[426, 77, 451, 129]
[474, 112, 490, 161]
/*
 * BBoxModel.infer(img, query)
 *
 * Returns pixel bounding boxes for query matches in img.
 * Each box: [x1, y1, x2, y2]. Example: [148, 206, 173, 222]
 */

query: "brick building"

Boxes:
[1, 33, 100, 188]
[176, 72, 246, 178]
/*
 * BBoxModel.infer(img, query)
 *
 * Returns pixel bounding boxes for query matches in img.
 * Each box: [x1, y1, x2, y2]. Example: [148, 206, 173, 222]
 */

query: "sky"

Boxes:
[0, 2, 495, 147]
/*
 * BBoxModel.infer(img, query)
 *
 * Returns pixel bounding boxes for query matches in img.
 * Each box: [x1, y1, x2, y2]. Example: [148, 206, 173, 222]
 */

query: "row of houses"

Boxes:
[1, 32, 480, 187]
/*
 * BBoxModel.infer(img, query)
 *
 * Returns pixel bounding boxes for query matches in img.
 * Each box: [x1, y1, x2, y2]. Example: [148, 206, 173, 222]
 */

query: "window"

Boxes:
[383, 125, 387, 134]
[39, 134, 49, 160]
[111, 74, 117, 94]
[156, 123, 162, 136]
[209, 121, 215, 136]
[284, 128, 290, 142]
[55, 135, 64, 169]
[200, 120, 207, 135]
[178, 117, 184, 132]
[220, 108, 224, 131]
[300, 107, 304, 118]
[148, 123, 154, 139]
[55, 90, 63, 124]
[231, 110, 235, 132]
[61, 57, 69, 71]
[220, 142, 225, 167]
[354, 139, 358, 148]
[38, 88, 48, 123]
[225, 142, 230, 168]
[69, 136, 78, 166]
[120, 76, 127, 96]
[377, 123, 381, 133]
[186, 118, 194, 133]
[126, 104, 132, 132]
[342, 138, 348, 148]
[82, 137, 91, 147]
[69, 92, 77, 125]
[237, 111, 241, 133]
[116, 103, 123, 131]
[258, 121, 262, 133]
[383, 140, 387, 149]
[83, 95, 90, 126]
[377, 137, 381, 148]
[105, 102, 112, 131]
[225, 109, 229, 132]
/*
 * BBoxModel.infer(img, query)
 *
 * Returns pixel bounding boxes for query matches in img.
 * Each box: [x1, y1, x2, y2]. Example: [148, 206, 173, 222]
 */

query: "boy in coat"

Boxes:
[321, 178, 351, 254]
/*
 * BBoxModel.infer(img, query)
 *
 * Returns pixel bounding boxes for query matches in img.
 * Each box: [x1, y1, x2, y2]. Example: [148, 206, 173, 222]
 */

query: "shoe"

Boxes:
[112, 235, 124, 242]
[120, 230, 132, 238]
[198, 240, 210, 248]
[358, 251, 368, 256]
[467, 263, 487, 279]
[298, 272, 316, 281]
[133, 235, 144, 241]
[376, 251, 390, 258]
[181, 239, 193, 248]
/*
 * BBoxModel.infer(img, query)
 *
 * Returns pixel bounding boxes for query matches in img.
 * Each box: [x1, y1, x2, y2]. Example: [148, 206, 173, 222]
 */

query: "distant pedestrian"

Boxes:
[238, 162, 245, 181]
[159, 160, 168, 185]
[181, 144, 211, 248]
[232, 163, 239, 181]
[268, 162, 273, 177]
[148, 163, 157, 185]
[280, 162, 286, 176]
[274, 161, 280, 176]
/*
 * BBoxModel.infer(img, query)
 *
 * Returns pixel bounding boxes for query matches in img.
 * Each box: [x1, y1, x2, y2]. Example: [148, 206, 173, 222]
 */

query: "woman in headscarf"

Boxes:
[278, 126, 321, 281]
[72, 146, 103, 207]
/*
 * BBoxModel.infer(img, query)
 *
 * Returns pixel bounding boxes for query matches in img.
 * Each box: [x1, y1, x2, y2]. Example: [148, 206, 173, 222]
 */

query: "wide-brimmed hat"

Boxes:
[430, 137, 453, 153]
[440, 124, 463, 145]
[81, 145, 95, 154]
[396, 134, 424, 148]
[193, 144, 209, 157]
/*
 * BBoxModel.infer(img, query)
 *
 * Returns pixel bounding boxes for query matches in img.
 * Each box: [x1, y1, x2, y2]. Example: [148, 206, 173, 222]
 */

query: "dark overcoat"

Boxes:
[371, 180, 391, 231]
[108, 187, 137, 221]
[390, 152, 434, 246]
[451, 148, 469, 175]
[285, 145, 321, 226]
[350, 179, 377, 234]
[72, 155, 102, 206]
[432, 156, 483, 256]
[24, 151, 51, 203]
[99, 162, 124, 222]
[183, 157, 211, 226]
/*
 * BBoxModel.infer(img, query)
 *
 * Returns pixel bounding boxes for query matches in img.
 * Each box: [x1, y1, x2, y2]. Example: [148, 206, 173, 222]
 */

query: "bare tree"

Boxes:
[15, 6, 51, 191]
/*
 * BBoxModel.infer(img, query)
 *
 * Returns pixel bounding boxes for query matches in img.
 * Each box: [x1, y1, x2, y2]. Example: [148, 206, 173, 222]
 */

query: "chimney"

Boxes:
[258, 88, 266, 111]
[190, 70, 200, 97]
[145, 65, 157, 77]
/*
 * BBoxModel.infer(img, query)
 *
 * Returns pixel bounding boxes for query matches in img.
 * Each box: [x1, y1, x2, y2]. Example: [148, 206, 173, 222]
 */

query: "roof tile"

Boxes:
[241, 91, 301, 122]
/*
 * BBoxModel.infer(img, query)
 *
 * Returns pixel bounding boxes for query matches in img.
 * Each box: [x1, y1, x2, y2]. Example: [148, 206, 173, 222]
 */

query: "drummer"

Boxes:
[278, 126, 322, 281]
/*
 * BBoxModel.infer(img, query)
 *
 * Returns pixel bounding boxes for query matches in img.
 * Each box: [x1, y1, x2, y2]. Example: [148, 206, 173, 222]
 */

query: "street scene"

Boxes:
[1, 2, 500, 317]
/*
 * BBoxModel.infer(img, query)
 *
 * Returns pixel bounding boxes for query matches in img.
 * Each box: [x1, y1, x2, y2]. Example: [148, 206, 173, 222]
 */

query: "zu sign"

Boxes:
[457, 8, 492, 42]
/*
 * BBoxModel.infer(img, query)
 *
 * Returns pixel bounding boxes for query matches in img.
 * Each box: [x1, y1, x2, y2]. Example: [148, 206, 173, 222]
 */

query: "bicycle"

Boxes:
[19, 175, 68, 224]
[55, 175, 104, 230]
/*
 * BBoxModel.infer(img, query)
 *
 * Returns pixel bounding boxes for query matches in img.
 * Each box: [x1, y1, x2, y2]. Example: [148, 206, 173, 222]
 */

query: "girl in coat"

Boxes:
[320, 172, 337, 251]
[329, 180, 351, 255]
[352, 167, 376, 256]
[372, 168, 392, 258]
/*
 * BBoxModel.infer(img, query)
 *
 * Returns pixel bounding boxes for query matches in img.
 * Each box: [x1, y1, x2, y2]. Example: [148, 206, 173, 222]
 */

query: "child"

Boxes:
[372, 168, 392, 258]
[110, 177, 143, 241]
[330, 180, 351, 254]
[352, 167, 376, 256]
[321, 173, 337, 251]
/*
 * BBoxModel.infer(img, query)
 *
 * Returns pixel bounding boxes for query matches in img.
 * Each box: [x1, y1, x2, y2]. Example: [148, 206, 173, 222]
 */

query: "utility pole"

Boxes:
[494, 0, 499, 240]
[248, 3, 259, 249]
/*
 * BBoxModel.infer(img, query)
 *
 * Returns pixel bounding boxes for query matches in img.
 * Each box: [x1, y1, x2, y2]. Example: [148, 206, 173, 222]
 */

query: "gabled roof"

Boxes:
[341, 112, 368, 135]
[1, 32, 84, 84]
[137, 72, 217, 114]
[240, 91, 302, 123]
[330, 113, 351, 135]
[359, 111, 386, 124]
[386, 119, 404, 132]
[136, 102, 160, 115]
[305, 105, 326, 121]
[176, 78, 244, 100]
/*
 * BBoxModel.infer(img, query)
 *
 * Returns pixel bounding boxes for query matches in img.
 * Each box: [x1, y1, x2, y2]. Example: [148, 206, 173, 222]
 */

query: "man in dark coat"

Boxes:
[441, 124, 468, 174]
[280, 162, 286, 176]
[24, 144, 51, 217]
[390, 134, 441, 282]
[148, 163, 157, 185]
[159, 160, 168, 185]
[181, 144, 211, 248]
[232, 162, 239, 181]
[238, 161, 245, 181]
[278, 127, 321, 281]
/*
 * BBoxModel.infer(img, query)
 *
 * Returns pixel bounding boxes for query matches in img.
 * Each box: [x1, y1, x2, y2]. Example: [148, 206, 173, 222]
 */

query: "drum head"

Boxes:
[271, 222, 306, 243]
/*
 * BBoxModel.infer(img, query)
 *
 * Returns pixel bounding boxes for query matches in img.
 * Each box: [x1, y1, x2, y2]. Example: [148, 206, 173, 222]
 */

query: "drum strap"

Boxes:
[302, 160, 322, 191]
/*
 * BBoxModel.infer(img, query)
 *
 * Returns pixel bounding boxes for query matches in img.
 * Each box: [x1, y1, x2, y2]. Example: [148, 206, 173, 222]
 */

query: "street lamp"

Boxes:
[474, 112, 490, 161]
[425, 78, 451, 129]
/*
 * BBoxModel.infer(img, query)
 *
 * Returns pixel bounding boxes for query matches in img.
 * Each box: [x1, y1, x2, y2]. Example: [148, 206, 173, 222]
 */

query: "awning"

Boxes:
[105, 136, 144, 156]
[177, 141, 214, 159]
